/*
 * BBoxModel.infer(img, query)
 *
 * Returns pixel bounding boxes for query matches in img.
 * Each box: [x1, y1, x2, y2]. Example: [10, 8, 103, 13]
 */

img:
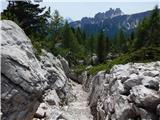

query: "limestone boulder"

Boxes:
[1, 20, 47, 120]
[88, 62, 160, 120]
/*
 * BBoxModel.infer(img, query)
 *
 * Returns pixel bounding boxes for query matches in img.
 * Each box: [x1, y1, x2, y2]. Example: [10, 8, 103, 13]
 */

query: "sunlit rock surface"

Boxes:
[85, 62, 160, 120]
[1, 20, 72, 120]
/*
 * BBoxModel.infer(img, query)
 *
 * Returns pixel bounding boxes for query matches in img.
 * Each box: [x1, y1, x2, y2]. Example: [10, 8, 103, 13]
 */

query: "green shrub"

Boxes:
[72, 65, 87, 75]
[88, 47, 160, 75]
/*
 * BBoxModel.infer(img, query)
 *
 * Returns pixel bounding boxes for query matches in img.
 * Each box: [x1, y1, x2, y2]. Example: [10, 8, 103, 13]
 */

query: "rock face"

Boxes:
[33, 50, 74, 120]
[1, 20, 47, 120]
[85, 62, 160, 120]
[1, 20, 71, 120]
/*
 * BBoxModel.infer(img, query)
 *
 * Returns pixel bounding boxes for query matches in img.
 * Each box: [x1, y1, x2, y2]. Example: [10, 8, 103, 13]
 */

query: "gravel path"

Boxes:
[61, 81, 93, 120]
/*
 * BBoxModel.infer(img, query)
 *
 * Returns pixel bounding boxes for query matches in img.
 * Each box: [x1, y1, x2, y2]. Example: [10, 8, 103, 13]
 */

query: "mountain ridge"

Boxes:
[70, 8, 151, 38]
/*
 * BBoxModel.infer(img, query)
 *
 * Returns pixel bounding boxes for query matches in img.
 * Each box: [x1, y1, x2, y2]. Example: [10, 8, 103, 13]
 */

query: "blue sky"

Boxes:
[1, 0, 160, 20]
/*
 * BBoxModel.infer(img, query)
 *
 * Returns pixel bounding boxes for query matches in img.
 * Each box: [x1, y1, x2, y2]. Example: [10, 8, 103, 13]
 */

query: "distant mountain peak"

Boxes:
[65, 17, 73, 23]
[94, 8, 124, 21]
[114, 8, 124, 16]
[70, 9, 151, 38]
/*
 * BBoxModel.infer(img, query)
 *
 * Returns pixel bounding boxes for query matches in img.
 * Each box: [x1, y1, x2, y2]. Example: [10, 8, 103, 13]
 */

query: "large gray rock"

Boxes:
[130, 85, 160, 110]
[136, 108, 158, 120]
[58, 55, 70, 76]
[123, 74, 143, 90]
[88, 71, 106, 107]
[34, 90, 62, 120]
[88, 62, 160, 120]
[113, 95, 136, 120]
[1, 20, 72, 120]
[82, 71, 91, 92]
[40, 50, 68, 90]
[143, 70, 159, 77]
[142, 76, 159, 91]
[33, 49, 73, 119]
[1, 20, 47, 120]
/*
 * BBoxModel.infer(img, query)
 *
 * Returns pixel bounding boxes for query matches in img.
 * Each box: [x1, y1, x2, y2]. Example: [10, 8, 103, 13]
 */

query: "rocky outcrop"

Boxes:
[33, 89, 63, 120]
[33, 50, 75, 120]
[39, 50, 71, 97]
[1, 20, 71, 120]
[85, 62, 160, 120]
[1, 20, 47, 120]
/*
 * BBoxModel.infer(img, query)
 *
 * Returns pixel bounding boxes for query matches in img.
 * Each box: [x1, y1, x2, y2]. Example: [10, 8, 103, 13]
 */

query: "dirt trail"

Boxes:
[61, 81, 93, 120]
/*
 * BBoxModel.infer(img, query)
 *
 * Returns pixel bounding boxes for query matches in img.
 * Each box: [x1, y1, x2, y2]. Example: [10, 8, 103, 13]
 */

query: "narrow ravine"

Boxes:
[61, 81, 93, 120]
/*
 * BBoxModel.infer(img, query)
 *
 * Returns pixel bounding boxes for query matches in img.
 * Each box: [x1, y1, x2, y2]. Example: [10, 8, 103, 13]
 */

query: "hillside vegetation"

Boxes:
[1, 1, 160, 75]
[88, 47, 160, 74]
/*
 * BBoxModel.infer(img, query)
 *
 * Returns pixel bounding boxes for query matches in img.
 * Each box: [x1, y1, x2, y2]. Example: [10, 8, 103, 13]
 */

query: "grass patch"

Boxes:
[87, 47, 160, 75]
[72, 65, 87, 75]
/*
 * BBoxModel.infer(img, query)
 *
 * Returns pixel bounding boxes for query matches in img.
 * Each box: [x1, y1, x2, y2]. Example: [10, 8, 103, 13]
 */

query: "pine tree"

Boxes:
[148, 5, 160, 47]
[134, 18, 149, 49]
[89, 35, 94, 55]
[75, 27, 83, 45]
[134, 5, 160, 49]
[1, 1, 51, 35]
[97, 31, 106, 63]
[105, 36, 110, 54]
[50, 10, 63, 43]
[51, 10, 63, 32]
[63, 22, 72, 49]
[128, 32, 135, 49]
[115, 30, 127, 53]
[62, 22, 87, 64]
[87, 35, 94, 64]
[62, 22, 80, 52]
